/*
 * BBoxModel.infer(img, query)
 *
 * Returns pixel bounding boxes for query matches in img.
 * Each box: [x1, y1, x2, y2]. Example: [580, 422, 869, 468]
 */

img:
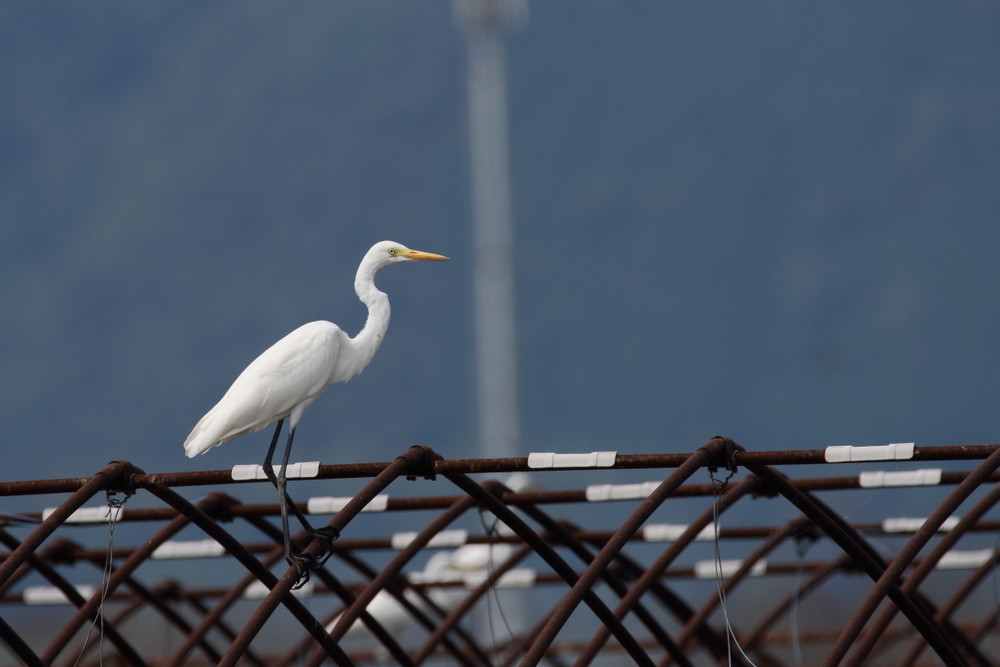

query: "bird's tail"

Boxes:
[183, 413, 219, 458]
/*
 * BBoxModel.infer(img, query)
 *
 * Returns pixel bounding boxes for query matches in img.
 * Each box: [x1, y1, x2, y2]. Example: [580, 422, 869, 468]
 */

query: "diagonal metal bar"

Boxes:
[139, 483, 351, 666]
[898, 550, 1000, 666]
[969, 609, 999, 648]
[442, 469, 658, 666]
[830, 446, 1000, 666]
[0, 612, 41, 667]
[0, 461, 132, 591]
[318, 494, 483, 666]
[228, 514, 399, 666]
[580, 456, 758, 665]
[410, 541, 534, 665]
[673, 516, 811, 657]
[236, 511, 416, 666]
[166, 546, 285, 667]
[740, 555, 849, 655]
[325, 493, 471, 642]
[215, 444, 437, 666]
[510, 498, 694, 667]
[740, 461, 961, 666]
[462, 498, 691, 667]
[0, 525, 146, 666]
[179, 588, 255, 661]
[40, 492, 228, 664]
[291, 548, 433, 666]
[323, 544, 494, 666]
[64, 580, 241, 667]
[598, 479, 761, 666]
[524, 436, 734, 664]
[847, 477, 1000, 666]
[59, 552, 242, 667]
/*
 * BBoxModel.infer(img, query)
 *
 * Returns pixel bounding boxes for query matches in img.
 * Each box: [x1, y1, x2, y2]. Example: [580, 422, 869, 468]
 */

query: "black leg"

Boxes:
[261, 419, 284, 490]
[276, 426, 304, 567]
[262, 420, 307, 566]
[277, 426, 317, 535]
[263, 421, 341, 588]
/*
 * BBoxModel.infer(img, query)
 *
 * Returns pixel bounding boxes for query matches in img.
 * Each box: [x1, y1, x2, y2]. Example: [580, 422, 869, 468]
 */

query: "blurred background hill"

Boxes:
[0, 1, 997, 483]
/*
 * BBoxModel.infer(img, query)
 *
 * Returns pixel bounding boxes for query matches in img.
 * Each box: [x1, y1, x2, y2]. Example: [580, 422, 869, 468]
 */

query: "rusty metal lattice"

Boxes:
[1, 438, 999, 666]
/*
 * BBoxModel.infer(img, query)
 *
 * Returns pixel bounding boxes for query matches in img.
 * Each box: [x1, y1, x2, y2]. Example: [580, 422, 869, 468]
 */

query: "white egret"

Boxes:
[183, 241, 448, 575]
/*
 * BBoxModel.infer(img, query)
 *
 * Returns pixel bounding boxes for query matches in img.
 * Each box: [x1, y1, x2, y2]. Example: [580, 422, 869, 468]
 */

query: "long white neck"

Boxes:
[343, 261, 391, 379]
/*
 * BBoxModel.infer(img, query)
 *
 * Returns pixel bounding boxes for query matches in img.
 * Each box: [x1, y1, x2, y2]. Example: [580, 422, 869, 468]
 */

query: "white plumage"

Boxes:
[182, 240, 448, 574]
[184, 321, 344, 456]
[183, 240, 448, 458]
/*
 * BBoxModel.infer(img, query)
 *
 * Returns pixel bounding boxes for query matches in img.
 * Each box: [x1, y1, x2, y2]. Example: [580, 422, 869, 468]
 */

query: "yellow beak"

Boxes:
[404, 249, 450, 261]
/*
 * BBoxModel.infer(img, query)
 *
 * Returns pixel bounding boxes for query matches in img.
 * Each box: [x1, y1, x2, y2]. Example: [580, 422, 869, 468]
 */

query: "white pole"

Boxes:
[455, 0, 525, 459]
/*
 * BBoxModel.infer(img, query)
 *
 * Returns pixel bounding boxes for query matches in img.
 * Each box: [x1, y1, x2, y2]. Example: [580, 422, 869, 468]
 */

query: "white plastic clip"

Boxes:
[858, 468, 942, 488]
[231, 461, 320, 481]
[936, 549, 994, 570]
[824, 442, 915, 463]
[694, 559, 766, 579]
[642, 523, 717, 542]
[24, 585, 97, 605]
[391, 529, 468, 551]
[307, 494, 389, 515]
[42, 506, 122, 524]
[585, 481, 660, 502]
[152, 539, 227, 559]
[881, 516, 960, 533]
[527, 451, 617, 469]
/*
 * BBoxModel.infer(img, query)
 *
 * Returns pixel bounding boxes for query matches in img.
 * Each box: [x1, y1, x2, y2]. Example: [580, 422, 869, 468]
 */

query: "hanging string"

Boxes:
[478, 510, 517, 666]
[73, 490, 129, 667]
[709, 467, 758, 667]
[789, 531, 814, 667]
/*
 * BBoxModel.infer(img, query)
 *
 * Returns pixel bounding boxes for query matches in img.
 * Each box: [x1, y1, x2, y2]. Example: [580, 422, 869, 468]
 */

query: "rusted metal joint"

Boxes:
[700, 435, 743, 475]
[476, 479, 510, 520]
[479, 478, 506, 495]
[152, 578, 183, 601]
[198, 492, 241, 523]
[791, 519, 820, 548]
[751, 479, 781, 498]
[103, 460, 145, 501]
[39, 538, 82, 566]
[402, 444, 442, 481]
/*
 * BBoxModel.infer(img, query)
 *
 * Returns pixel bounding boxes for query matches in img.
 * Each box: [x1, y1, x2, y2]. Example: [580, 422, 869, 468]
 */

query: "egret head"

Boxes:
[366, 240, 450, 269]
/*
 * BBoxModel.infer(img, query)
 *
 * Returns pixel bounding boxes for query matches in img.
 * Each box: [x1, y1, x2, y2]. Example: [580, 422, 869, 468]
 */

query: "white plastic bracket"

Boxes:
[527, 451, 617, 469]
[42, 506, 122, 524]
[307, 494, 389, 515]
[231, 461, 320, 481]
[858, 468, 942, 488]
[585, 481, 660, 502]
[694, 559, 767, 579]
[391, 528, 468, 551]
[824, 442, 915, 463]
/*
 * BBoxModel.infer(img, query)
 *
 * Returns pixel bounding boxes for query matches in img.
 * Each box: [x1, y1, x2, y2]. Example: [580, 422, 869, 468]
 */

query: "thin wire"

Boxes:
[790, 535, 812, 666]
[73, 492, 126, 667]
[710, 469, 758, 667]
[479, 510, 518, 665]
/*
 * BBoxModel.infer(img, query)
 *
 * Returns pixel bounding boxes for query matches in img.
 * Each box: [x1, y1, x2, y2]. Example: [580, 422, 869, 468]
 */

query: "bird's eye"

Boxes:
[388, 248, 398, 256]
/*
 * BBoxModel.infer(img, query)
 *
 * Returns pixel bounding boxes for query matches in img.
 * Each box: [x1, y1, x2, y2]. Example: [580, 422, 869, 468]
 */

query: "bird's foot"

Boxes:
[309, 526, 340, 567]
[288, 553, 315, 589]
[287, 529, 339, 589]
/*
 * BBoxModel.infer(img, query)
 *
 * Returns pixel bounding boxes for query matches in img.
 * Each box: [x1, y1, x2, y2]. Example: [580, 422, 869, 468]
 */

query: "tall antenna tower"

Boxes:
[454, 0, 526, 458]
